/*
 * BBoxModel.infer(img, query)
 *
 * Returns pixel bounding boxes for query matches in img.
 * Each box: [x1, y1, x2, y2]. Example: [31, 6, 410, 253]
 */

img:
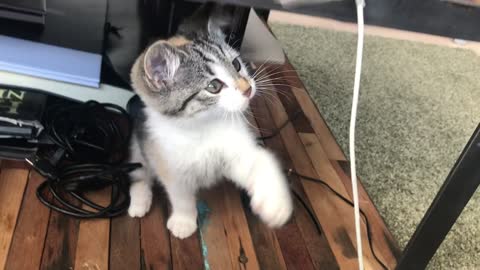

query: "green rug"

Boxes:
[270, 23, 480, 269]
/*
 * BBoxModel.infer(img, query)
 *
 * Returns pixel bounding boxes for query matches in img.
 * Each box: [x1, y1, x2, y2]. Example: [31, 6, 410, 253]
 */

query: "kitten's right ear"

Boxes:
[143, 41, 180, 91]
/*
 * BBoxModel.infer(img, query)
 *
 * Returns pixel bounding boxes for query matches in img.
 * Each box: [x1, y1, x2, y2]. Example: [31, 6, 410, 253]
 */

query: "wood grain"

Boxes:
[5, 171, 51, 270]
[251, 96, 339, 270]
[110, 214, 141, 270]
[282, 62, 347, 161]
[299, 133, 383, 269]
[259, 63, 399, 269]
[198, 186, 234, 270]
[74, 189, 111, 270]
[332, 160, 401, 269]
[274, 62, 399, 268]
[170, 231, 204, 270]
[40, 197, 80, 270]
[259, 89, 363, 269]
[241, 192, 288, 270]
[140, 187, 172, 270]
[0, 61, 401, 270]
[0, 162, 29, 270]
[221, 183, 261, 270]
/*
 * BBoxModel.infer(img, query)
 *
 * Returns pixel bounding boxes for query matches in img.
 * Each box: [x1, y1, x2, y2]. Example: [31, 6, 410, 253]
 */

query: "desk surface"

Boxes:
[0, 61, 400, 270]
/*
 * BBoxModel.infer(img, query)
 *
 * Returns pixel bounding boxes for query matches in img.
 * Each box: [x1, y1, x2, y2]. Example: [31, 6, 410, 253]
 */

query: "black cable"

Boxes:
[30, 101, 142, 218]
[288, 170, 388, 270]
[256, 109, 303, 141]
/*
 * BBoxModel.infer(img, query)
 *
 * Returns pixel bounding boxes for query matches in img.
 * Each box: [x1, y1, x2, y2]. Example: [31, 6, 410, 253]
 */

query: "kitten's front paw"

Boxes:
[128, 196, 152, 218]
[251, 184, 293, 228]
[128, 182, 153, 218]
[167, 214, 198, 239]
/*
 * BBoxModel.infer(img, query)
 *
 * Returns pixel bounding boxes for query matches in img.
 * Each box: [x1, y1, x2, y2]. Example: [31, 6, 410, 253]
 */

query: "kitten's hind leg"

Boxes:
[128, 138, 153, 218]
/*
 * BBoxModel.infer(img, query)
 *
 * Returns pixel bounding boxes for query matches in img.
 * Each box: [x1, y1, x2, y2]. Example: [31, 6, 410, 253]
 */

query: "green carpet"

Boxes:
[270, 23, 480, 269]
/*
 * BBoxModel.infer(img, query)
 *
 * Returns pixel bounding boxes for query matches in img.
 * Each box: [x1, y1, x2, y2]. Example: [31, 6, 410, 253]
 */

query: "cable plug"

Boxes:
[26, 155, 58, 179]
[25, 148, 66, 179]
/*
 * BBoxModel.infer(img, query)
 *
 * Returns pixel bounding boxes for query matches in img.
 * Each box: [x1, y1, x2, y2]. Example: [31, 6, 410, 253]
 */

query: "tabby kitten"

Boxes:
[128, 6, 293, 239]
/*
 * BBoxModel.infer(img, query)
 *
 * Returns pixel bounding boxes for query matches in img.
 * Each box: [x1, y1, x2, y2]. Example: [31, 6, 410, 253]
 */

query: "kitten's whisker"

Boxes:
[240, 113, 260, 132]
[256, 87, 293, 103]
[255, 75, 304, 83]
[253, 65, 286, 81]
[251, 57, 273, 78]
[256, 83, 305, 91]
[255, 90, 280, 106]
[255, 69, 300, 82]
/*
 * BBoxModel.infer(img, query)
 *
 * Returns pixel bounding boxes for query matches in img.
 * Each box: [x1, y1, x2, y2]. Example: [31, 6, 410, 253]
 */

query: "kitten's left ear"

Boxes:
[143, 41, 180, 91]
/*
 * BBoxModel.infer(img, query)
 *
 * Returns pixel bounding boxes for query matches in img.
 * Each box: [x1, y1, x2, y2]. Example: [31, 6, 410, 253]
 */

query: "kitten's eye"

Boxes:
[206, 79, 224, 93]
[232, 57, 241, 72]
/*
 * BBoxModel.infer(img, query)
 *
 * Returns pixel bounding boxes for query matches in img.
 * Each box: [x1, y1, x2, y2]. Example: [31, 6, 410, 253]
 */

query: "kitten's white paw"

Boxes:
[167, 214, 198, 239]
[128, 181, 152, 218]
[251, 182, 293, 228]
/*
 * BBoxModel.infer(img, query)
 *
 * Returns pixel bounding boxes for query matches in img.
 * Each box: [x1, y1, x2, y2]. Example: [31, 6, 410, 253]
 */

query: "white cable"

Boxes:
[351, 1, 365, 270]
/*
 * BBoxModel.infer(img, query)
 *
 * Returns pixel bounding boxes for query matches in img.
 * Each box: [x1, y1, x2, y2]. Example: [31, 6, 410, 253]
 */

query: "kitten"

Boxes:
[128, 5, 293, 239]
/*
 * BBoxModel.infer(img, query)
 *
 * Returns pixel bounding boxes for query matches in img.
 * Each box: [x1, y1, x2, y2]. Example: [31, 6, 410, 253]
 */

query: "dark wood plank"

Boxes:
[282, 62, 347, 161]
[332, 160, 401, 269]
[5, 171, 51, 270]
[221, 183, 261, 270]
[240, 191, 288, 270]
[140, 187, 172, 270]
[298, 132, 385, 269]
[74, 189, 111, 270]
[259, 63, 399, 269]
[274, 62, 399, 268]
[251, 96, 339, 270]
[40, 199, 80, 270]
[258, 90, 363, 269]
[198, 186, 234, 270]
[0, 161, 29, 269]
[110, 214, 141, 270]
[170, 231, 204, 270]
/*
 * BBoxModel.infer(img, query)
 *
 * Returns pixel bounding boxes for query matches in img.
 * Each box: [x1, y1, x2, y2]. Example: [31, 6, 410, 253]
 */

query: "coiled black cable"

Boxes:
[32, 101, 142, 218]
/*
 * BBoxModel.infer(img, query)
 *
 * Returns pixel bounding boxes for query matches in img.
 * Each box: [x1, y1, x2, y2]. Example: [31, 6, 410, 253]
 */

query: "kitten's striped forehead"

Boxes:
[190, 38, 235, 64]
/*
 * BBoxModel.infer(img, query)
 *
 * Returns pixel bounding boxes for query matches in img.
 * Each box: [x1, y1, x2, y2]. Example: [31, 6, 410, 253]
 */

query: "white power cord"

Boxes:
[351, 1, 366, 270]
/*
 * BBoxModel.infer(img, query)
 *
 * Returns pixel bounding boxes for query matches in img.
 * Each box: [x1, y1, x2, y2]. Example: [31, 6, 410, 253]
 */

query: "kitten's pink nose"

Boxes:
[243, 87, 252, 97]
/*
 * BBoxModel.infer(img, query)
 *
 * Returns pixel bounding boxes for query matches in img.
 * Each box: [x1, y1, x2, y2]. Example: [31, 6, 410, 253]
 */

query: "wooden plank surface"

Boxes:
[221, 183, 261, 270]
[332, 160, 401, 268]
[110, 214, 141, 270]
[251, 96, 340, 270]
[40, 197, 80, 270]
[198, 186, 234, 270]
[0, 61, 400, 270]
[170, 231, 204, 270]
[5, 171, 51, 270]
[74, 189, 111, 270]
[140, 188, 172, 270]
[256, 63, 399, 269]
[0, 161, 29, 270]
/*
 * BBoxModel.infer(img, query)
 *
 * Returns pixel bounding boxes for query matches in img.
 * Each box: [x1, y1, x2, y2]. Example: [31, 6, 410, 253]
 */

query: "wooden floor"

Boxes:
[0, 62, 400, 270]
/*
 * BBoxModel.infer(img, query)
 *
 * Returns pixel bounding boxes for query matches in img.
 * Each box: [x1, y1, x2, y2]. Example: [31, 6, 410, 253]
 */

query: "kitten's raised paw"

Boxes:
[167, 214, 198, 239]
[251, 188, 293, 228]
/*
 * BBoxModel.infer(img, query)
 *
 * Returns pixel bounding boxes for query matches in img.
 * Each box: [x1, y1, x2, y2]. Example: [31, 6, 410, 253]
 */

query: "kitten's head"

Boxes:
[131, 5, 255, 118]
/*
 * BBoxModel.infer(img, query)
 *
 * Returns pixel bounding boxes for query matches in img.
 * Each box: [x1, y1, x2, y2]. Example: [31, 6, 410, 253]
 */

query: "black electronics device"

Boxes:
[0, 0, 46, 24]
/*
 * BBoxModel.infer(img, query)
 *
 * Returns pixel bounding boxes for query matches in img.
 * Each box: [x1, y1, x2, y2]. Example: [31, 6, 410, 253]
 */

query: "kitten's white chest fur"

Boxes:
[145, 108, 256, 187]
[129, 108, 293, 239]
